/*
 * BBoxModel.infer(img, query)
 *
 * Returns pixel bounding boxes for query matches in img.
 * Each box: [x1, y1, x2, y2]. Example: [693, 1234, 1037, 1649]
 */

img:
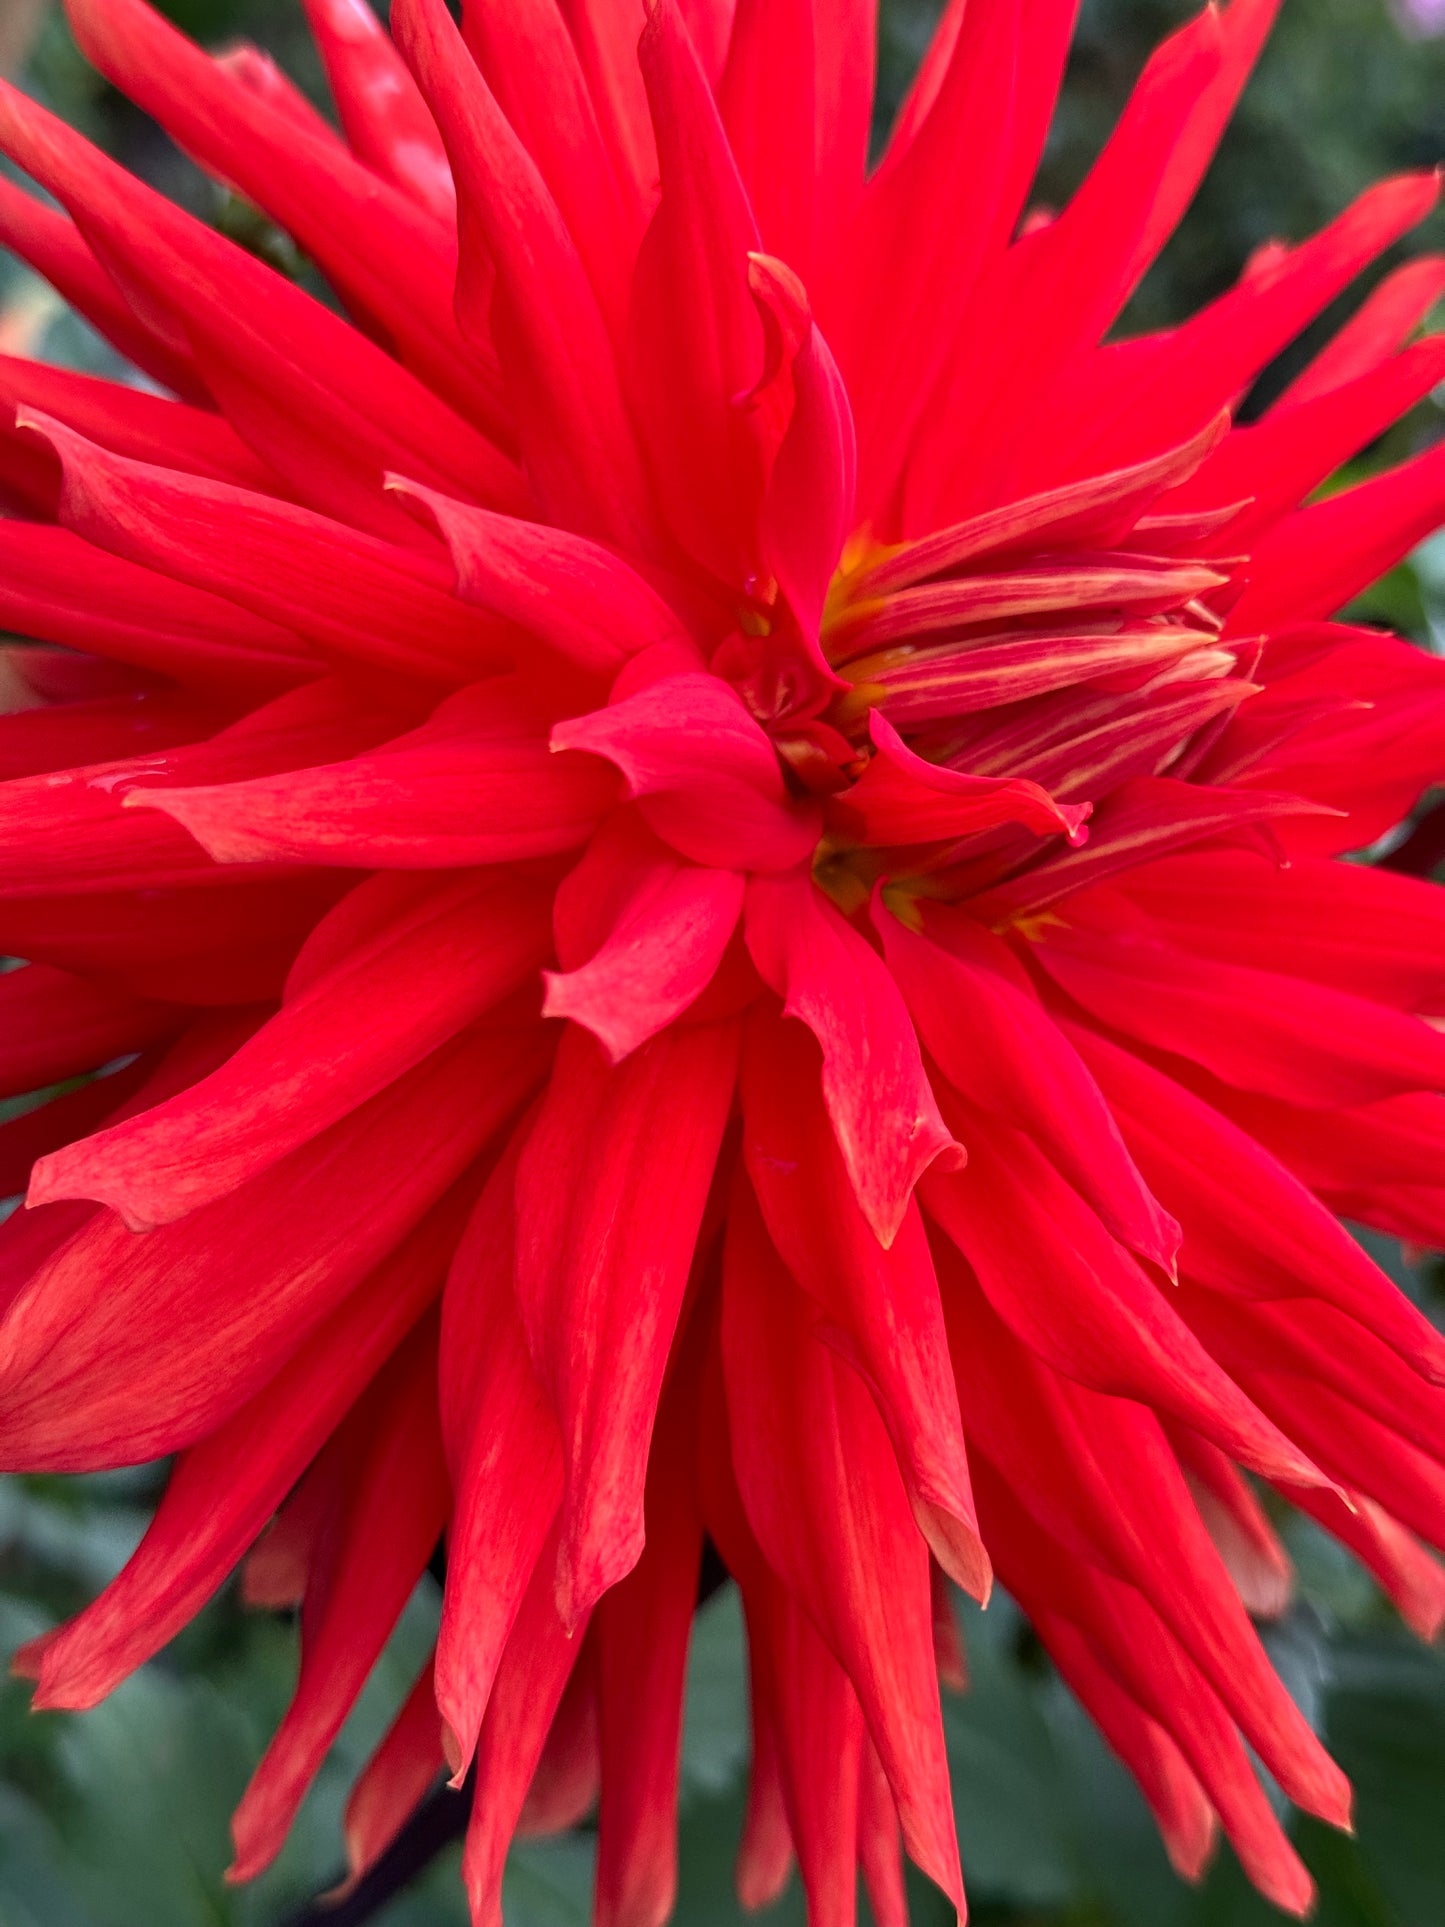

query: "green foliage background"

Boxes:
[2, 2, 1445, 1923]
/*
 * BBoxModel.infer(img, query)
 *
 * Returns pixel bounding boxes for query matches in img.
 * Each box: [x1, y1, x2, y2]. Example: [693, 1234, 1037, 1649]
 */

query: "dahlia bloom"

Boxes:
[1, 0, 1445, 1916]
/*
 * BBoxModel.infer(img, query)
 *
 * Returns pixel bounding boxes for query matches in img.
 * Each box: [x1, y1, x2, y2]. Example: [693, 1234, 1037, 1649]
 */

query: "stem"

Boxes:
[281, 1547, 731, 1922]
[280, 1771, 472, 1927]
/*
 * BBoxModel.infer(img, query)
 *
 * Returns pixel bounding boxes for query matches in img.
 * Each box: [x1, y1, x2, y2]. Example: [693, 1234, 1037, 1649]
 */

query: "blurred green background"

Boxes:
[2, 2, 1445, 1924]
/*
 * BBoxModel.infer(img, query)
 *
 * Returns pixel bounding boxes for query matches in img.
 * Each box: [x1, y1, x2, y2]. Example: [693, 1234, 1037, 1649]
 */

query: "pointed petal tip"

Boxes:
[1281, 1450, 1344, 1498]
[26, 1154, 159, 1233]
[1301, 1757, 1354, 1836]
[222, 1839, 261, 1887]
[864, 1198, 906, 1251]
[23, 1154, 69, 1215]
[1406, 1596, 1445, 1643]
[1272, 1870, 1317, 1920]
[12, 404, 60, 446]
[10, 1636, 46, 1684]
[1164, 1817, 1219, 1885]
[539, 972, 634, 1067]
[19, 1632, 111, 1713]
[381, 469, 435, 523]
[959, 1546, 994, 1609]
[552, 1517, 642, 1639]
[1401, 1314, 1445, 1386]
[919, 1497, 993, 1605]
[441, 1717, 470, 1790]
[322, 1867, 362, 1908]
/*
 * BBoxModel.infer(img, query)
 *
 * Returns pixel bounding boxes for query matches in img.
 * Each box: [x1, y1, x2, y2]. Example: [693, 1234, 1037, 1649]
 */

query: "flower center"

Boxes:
[784, 494, 1252, 915]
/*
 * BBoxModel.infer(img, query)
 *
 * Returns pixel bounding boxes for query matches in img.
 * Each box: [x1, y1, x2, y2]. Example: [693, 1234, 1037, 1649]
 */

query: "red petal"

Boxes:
[517, 1635, 600, 1839]
[436, 1137, 564, 1777]
[24, 412, 511, 685]
[1079, 171, 1440, 477]
[0, 522, 316, 694]
[858, 1737, 908, 1927]
[561, 0, 656, 218]
[1160, 335, 1445, 542]
[981, 1469, 1329, 1908]
[0, 172, 205, 399]
[938, 1249, 1327, 1809]
[137, 680, 618, 870]
[546, 814, 744, 1061]
[965, 775, 1338, 923]
[0, 873, 347, 1007]
[1066, 1023, 1445, 1381]
[867, 410, 1228, 594]
[752, 1579, 864, 1927]
[1033, 914, 1445, 1107]
[1281, 252, 1445, 407]
[744, 870, 962, 1245]
[830, 711, 1089, 848]
[751, 257, 857, 648]
[626, 0, 772, 587]
[0, 961, 177, 1102]
[64, 0, 506, 440]
[878, 900, 1178, 1270]
[0, 691, 234, 787]
[922, 1106, 1331, 1488]
[301, 0, 456, 219]
[0, 352, 280, 501]
[1229, 437, 1445, 633]
[1109, 847, 1445, 1011]
[461, 1535, 591, 1927]
[594, 1362, 704, 1927]
[1043, 1626, 1216, 1883]
[460, 0, 639, 329]
[721, 1188, 965, 1917]
[514, 1019, 739, 1626]
[740, 1015, 989, 1599]
[833, 0, 1021, 517]
[719, 0, 820, 273]
[26, 1187, 468, 1710]
[553, 673, 821, 872]
[0, 1061, 150, 1202]
[394, 0, 653, 549]
[1169, 1429, 1294, 1620]
[1284, 1485, 1445, 1641]
[31, 871, 552, 1225]
[0, 1020, 546, 1468]
[340, 1651, 444, 1889]
[394, 475, 686, 677]
[228, 1317, 448, 1880]
[0, 76, 519, 529]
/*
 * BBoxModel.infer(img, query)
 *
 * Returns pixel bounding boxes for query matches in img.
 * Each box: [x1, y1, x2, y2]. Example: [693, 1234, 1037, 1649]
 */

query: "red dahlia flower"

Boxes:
[1, 0, 1445, 1917]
